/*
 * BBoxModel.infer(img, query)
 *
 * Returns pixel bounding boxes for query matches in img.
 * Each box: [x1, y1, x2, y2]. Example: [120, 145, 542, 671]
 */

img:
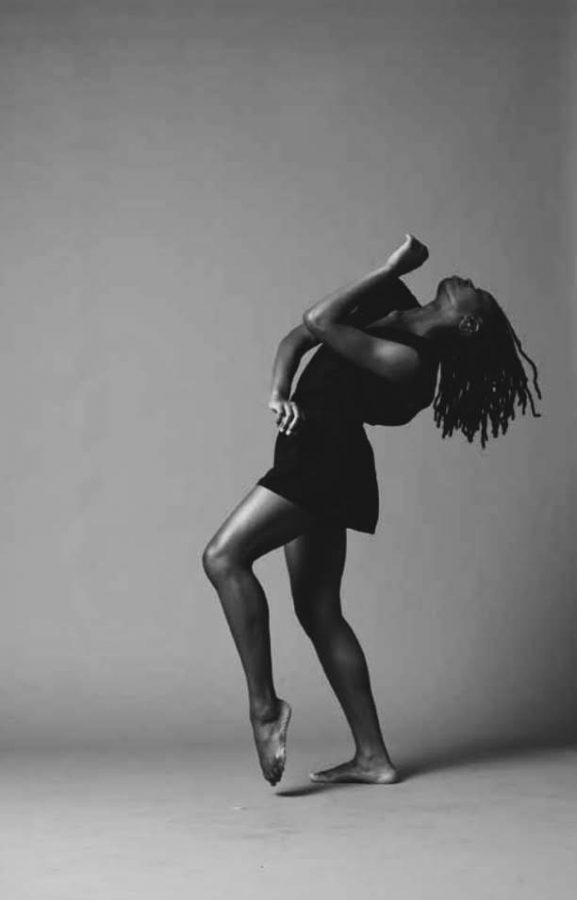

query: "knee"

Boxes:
[201, 538, 241, 583]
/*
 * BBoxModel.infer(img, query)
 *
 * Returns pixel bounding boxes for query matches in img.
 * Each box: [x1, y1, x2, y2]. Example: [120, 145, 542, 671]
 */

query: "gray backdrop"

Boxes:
[0, 0, 574, 755]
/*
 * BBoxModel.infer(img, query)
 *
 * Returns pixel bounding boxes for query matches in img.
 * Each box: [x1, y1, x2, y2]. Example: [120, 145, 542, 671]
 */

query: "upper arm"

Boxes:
[285, 322, 321, 352]
[302, 314, 420, 384]
[346, 278, 421, 328]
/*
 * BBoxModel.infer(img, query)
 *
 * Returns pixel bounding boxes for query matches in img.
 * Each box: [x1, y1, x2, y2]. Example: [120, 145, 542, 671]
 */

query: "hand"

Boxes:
[268, 395, 307, 436]
[384, 234, 429, 277]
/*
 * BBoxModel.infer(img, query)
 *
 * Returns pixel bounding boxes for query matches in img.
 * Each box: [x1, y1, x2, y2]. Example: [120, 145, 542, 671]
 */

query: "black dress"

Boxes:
[257, 324, 439, 534]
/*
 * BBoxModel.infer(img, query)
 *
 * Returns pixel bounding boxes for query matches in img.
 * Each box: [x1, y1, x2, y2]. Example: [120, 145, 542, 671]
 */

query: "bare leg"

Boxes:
[284, 522, 400, 784]
[201, 485, 317, 785]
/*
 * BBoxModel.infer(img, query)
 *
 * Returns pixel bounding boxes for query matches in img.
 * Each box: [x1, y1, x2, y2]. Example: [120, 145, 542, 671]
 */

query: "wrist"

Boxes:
[270, 387, 289, 400]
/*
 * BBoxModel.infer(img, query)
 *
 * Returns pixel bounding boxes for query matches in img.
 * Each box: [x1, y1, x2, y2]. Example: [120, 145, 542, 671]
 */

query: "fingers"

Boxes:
[268, 399, 290, 428]
[280, 402, 300, 436]
[267, 398, 307, 436]
[278, 402, 305, 436]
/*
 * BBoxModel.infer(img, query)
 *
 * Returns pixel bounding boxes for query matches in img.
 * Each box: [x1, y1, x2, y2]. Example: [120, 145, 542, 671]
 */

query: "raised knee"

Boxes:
[201, 539, 237, 581]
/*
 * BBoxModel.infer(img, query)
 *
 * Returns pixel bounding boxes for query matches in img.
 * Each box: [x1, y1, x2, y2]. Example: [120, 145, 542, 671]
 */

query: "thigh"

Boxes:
[205, 484, 318, 566]
[283, 518, 347, 608]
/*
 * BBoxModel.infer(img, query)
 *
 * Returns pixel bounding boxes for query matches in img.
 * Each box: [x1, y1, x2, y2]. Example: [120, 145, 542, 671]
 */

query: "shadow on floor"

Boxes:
[276, 732, 577, 796]
[397, 732, 577, 780]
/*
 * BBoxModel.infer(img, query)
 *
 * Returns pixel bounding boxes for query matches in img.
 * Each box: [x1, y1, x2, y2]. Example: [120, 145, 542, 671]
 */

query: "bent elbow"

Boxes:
[302, 310, 325, 336]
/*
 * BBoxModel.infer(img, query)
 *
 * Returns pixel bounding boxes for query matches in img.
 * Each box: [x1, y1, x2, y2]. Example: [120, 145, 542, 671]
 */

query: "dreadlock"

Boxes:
[432, 293, 542, 449]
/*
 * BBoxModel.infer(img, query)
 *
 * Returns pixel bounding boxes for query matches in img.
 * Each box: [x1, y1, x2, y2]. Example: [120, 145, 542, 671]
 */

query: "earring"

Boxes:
[458, 314, 481, 337]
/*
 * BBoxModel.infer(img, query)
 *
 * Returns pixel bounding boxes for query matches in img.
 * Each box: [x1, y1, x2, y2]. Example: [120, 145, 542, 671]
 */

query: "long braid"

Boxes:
[432, 295, 542, 449]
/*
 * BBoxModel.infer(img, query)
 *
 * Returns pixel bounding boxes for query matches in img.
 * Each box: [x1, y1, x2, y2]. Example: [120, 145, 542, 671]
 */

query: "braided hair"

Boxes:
[432, 292, 542, 449]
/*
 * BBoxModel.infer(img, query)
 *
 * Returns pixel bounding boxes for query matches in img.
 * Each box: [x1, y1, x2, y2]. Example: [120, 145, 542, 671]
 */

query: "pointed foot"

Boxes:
[252, 699, 292, 786]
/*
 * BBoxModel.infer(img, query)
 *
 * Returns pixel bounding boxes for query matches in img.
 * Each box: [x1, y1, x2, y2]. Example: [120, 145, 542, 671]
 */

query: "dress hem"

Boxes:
[256, 476, 377, 535]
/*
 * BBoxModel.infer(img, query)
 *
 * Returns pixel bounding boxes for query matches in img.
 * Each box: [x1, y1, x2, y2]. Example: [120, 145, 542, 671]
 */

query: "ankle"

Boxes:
[250, 697, 280, 725]
[355, 747, 393, 766]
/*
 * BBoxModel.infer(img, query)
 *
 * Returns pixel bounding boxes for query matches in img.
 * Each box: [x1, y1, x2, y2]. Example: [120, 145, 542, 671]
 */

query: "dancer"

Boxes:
[201, 235, 542, 787]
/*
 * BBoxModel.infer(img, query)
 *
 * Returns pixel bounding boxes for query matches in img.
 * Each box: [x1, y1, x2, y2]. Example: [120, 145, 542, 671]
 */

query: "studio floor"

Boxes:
[1, 739, 576, 899]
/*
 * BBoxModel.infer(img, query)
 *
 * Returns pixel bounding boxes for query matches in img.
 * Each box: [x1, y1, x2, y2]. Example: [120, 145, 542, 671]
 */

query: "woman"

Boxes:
[201, 235, 542, 787]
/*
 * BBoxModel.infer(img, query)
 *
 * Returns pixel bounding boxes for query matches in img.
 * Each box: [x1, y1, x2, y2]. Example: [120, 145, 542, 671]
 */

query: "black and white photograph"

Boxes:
[0, 1, 574, 898]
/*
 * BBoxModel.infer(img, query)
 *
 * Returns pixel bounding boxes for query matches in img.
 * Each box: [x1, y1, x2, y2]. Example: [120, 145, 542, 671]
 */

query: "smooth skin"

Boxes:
[202, 235, 487, 786]
[202, 485, 398, 786]
[202, 486, 316, 786]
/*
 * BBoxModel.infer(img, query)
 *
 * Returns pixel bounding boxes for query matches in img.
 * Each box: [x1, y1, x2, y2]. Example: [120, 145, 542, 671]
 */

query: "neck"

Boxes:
[394, 303, 452, 342]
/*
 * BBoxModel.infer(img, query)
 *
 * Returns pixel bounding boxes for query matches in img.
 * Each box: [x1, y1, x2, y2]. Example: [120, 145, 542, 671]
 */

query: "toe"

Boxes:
[309, 771, 328, 783]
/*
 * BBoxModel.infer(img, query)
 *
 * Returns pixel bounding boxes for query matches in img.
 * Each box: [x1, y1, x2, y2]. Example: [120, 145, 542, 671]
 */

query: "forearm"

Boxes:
[269, 326, 318, 399]
[303, 261, 397, 332]
[270, 266, 415, 398]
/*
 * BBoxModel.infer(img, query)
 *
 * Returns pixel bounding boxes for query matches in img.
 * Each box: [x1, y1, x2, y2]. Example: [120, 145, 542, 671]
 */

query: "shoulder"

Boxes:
[357, 333, 423, 384]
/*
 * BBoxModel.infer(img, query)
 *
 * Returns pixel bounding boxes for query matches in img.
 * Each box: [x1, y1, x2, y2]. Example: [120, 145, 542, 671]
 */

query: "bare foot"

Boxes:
[251, 699, 292, 786]
[386, 234, 429, 277]
[309, 755, 401, 785]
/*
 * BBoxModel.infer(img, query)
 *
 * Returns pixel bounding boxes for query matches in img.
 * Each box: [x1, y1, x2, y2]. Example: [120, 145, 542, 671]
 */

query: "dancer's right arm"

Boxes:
[267, 279, 412, 433]
[269, 276, 417, 397]
[269, 275, 417, 402]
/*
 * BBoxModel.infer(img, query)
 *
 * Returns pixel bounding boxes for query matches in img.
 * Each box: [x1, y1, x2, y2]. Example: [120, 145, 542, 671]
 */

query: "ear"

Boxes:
[458, 314, 483, 338]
